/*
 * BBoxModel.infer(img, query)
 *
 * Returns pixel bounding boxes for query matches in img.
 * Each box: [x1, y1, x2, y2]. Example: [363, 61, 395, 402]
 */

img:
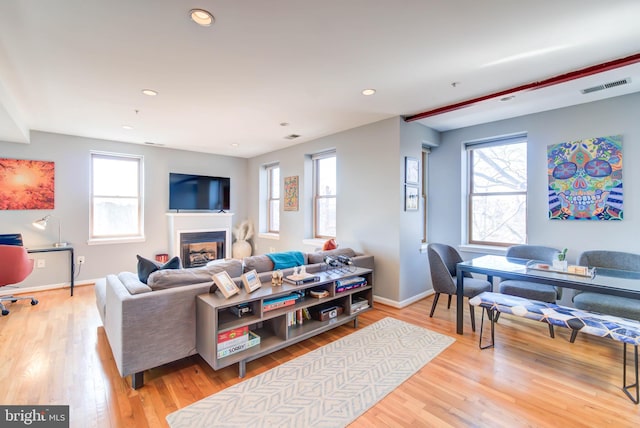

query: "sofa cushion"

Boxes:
[308, 248, 357, 264]
[243, 254, 274, 273]
[206, 258, 243, 278]
[137, 255, 181, 284]
[147, 259, 243, 291]
[118, 271, 152, 295]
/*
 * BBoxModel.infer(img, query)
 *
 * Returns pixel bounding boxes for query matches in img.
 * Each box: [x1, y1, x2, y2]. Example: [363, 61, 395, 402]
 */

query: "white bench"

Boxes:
[469, 291, 640, 404]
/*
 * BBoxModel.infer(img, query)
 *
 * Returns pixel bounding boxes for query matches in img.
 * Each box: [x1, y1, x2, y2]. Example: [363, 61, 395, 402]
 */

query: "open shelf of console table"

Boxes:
[196, 266, 373, 377]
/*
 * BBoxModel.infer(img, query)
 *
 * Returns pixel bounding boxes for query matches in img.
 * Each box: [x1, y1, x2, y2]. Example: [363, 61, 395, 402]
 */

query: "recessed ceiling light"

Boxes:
[122, 125, 133, 130]
[361, 89, 376, 96]
[190, 9, 214, 27]
[142, 89, 158, 96]
[230, 142, 239, 147]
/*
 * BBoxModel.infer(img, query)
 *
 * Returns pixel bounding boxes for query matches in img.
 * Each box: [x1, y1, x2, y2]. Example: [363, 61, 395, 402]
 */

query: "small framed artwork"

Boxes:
[284, 175, 299, 211]
[242, 269, 262, 293]
[405, 185, 419, 211]
[405, 157, 419, 185]
[212, 271, 240, 298]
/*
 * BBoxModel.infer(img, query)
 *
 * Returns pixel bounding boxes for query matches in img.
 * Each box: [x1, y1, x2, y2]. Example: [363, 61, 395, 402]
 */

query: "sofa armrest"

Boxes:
[351, 254, 374, 270]
[104, 274, 213, 377]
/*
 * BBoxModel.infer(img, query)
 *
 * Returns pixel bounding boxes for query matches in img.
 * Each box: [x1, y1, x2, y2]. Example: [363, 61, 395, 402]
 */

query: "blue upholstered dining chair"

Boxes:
[498, 244, 561, 337]
[570, 250, 640, 343]
[427, 243, 492, 332]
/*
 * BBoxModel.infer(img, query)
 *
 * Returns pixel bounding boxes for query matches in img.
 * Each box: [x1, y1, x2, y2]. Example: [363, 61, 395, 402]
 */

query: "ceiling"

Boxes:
[1, 1, 639, 158]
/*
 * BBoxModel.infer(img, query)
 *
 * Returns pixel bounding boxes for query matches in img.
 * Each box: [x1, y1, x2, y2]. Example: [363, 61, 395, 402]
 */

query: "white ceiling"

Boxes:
[0, 1, 639, 158]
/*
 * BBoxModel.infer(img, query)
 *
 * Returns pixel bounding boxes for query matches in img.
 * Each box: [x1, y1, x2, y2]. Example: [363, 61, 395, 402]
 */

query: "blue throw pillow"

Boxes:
[137, 255, 181, 284]
[267, 251, 305, 270]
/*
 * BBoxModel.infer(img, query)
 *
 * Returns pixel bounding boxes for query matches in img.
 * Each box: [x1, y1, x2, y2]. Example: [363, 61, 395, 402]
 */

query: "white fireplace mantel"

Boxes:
[166, 212, 234, 260]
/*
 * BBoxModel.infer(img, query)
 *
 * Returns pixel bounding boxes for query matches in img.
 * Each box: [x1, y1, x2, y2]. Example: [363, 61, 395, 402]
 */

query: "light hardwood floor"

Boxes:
[1, 285, 639, 427]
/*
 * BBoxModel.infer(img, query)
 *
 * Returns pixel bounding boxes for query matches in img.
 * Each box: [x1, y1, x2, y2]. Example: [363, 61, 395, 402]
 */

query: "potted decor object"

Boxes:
[232, 220, 254, 259]
[553, 248, 568, 271]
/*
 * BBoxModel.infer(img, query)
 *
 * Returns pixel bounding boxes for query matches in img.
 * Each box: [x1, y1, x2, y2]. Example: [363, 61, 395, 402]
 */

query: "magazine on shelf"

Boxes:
[351, 297, 370, 313]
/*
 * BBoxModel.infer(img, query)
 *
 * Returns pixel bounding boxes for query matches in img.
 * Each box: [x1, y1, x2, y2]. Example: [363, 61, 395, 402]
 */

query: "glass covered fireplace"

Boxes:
[179, 230, 226, 268]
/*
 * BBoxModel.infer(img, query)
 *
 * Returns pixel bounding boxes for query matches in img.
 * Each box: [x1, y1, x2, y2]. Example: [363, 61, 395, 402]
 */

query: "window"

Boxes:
[90, 152, 143, 241]
[313, 150, 336, 238]
[467, 135, 527, 246]
[266, 163, 280, 233]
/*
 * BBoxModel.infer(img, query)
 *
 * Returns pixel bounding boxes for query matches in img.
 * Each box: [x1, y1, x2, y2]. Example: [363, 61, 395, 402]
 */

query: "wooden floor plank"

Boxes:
[1, 285, 639, 427]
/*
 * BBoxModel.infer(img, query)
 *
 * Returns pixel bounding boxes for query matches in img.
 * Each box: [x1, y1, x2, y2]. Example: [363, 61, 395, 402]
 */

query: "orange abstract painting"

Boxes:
[0, 158, 55, 210]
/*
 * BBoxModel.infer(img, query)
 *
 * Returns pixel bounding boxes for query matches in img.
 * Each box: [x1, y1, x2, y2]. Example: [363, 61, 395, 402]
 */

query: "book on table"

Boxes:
[283, 273, 320, 285]
[263, 292, 303, 312]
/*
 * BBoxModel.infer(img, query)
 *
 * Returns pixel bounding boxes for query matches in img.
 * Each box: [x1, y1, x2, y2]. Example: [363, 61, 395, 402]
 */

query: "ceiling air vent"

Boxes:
[581, 77, 631, 94]
[284, 134, 301, 140]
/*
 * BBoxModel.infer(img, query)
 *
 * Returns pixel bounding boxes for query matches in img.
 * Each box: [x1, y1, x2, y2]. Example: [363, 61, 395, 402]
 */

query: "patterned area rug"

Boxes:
[167, 317, 454, 428]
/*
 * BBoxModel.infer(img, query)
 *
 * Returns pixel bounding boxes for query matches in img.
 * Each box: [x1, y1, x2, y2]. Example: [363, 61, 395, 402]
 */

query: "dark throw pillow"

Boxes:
[136, 255, 181, 284]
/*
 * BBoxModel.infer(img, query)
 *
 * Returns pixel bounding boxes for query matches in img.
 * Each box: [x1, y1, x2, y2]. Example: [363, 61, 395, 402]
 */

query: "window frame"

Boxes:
[266, 163, 280, 233]
[89, 151, 144, 244]
[466, 135, 527, 247]
[312, 150, 337, 239]
[421, 147, 430, 243]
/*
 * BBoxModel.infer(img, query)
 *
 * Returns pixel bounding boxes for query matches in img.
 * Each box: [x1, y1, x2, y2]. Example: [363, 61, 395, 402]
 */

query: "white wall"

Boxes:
[247, 118, 402, 301]
[0, 131, 247, 290]
[245, 117, 440, 305]
[399, 120, 439, 302]
[430, 92, 640, 267]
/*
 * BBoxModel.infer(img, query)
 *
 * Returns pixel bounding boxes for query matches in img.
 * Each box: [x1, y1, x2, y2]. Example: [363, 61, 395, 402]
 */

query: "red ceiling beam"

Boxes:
[404, 52, 640, 122]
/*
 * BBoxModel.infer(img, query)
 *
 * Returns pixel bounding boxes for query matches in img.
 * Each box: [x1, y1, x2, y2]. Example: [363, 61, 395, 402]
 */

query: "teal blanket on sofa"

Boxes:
[267, 251, 305, 270]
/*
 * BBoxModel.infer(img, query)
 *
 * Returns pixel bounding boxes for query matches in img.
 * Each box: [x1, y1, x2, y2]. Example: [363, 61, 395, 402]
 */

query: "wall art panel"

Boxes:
[548, 135, 622, 220]
[0, 158, 55, 210]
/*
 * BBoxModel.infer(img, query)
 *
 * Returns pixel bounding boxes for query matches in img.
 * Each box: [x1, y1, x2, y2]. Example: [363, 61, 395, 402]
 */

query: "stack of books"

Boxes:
[351, 296, 370, 313]
[263, 291, 304, 312]
[335, 276, 367, 293]
[217, 331, 261, 358]
[216, 326, 249, 358]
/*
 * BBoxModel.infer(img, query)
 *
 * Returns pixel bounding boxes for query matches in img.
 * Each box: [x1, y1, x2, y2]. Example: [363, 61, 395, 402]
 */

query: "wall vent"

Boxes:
[581, 77, 631, 94]
[284, 134, 301, 140]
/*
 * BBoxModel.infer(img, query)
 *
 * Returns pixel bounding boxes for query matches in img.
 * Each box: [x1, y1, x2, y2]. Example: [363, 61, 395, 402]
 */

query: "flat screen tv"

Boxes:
[169, 173, 230, 211]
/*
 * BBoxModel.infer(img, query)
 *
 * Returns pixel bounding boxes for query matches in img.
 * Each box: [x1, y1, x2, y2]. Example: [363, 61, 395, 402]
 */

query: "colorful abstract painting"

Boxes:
[0, 158, 55, 210]
[284, 176, 299, 211]
[548, 135, 622, 220]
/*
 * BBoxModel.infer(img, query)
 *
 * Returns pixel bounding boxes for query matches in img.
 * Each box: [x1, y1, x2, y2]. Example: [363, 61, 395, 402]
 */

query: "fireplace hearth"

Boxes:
[179, 230, 226, 268]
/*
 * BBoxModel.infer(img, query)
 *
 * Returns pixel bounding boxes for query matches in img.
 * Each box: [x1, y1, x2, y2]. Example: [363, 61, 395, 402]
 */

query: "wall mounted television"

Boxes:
[169, 173, 230, 212]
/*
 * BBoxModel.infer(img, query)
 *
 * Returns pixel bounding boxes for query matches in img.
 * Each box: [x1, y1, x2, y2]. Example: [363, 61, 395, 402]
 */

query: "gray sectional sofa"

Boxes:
[95, 248, 373, 389]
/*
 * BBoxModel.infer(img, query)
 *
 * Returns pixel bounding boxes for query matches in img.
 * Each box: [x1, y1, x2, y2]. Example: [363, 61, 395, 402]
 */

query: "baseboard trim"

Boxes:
[0, 279, 96, 296]
[374, 289, 434, 309]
